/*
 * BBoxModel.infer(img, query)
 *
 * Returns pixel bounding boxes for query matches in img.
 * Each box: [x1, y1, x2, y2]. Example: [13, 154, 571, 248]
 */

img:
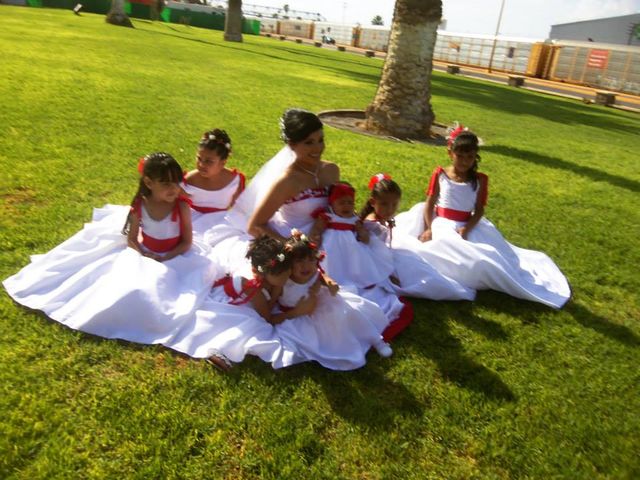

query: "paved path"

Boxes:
[263, 34, 640, 113]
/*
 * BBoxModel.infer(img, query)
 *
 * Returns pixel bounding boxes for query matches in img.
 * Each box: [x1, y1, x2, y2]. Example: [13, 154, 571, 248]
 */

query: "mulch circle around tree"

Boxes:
[318, 110, 449, 146]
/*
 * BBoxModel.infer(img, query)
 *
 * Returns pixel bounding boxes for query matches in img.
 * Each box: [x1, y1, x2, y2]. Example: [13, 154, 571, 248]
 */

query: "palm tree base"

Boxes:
[318, 109, 447, 145]
[106, 12, 134, 28]
[223, 33, 243, 42]
[365, 100, 436, 140]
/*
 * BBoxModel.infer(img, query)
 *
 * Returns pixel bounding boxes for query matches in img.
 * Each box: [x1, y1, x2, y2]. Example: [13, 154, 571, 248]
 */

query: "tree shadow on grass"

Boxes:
[275, 44, 383, 70]
[484, 144, 640, 193]
[133, 26, 382, 85]
[432, 75, 638, 135]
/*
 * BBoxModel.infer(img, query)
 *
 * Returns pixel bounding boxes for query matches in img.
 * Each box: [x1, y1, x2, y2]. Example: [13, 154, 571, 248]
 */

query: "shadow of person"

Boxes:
[474, 290, 639, 347]
[565, 301, 640, 347]
[474, 290, 551, 324]
[447, 300, 510, 340]
[403, 301, 516, 402]
[235, 353, 424, 430]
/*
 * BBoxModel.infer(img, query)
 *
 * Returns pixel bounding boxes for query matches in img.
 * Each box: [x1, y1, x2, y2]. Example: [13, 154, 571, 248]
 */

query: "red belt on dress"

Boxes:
[141, 233, 181, 253]
[436, 206, 472, 221]
[326, 222, 355, 231]
[191, 205, 227, 213]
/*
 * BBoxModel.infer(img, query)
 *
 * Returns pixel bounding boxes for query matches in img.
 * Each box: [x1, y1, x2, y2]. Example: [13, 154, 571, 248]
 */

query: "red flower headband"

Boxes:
[368, 173, 392, 190]
[137, 157, 145, 175]
[447, 123, 467, 148]
[328, 183, 355, 204]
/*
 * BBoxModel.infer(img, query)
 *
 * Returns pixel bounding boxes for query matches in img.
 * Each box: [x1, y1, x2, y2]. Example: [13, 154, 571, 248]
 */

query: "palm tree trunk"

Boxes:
[106, 0, 133, 27]
[224, 0, 243, 42]
[364, 0, 442, 139]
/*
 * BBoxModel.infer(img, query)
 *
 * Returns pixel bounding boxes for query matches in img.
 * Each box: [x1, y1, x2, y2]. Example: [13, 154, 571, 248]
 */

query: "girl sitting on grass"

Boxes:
[309, 181, 394, 289]
[393, 126, 571, 309]
[3, 152, 216, 345]
[270, 231, 393, 371]
[181, 128, 246, 244]
[361, 173, 475, 302]
[309, 181, 409, 337]
[167, 235, 317, 372]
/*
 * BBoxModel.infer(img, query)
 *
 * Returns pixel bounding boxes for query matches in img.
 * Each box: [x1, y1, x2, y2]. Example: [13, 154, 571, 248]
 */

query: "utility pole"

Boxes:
[487, 0, 506, 73]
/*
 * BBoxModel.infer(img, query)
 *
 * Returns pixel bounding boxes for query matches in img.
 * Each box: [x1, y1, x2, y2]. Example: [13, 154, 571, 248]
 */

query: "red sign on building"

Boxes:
[587, 49, 610, 69]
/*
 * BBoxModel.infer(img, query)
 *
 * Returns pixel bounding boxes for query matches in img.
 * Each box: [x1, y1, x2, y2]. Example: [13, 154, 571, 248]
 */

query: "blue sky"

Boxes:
[234, 0, 640, 39]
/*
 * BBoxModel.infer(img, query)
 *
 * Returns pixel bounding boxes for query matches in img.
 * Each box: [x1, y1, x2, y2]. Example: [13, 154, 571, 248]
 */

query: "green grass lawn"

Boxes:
[1, 6, 639, 479]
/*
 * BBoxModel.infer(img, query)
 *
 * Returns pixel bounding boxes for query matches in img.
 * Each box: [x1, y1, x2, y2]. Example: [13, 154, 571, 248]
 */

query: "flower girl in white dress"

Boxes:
[309, 181, 394, 289]
[3, 152, 216, 344]
[361, 173, 475, 302]
[181, 128, 246, 244]
[271, 232, 393, 371]
[166, 235, 317, 371]
[394, 127, 571, 308]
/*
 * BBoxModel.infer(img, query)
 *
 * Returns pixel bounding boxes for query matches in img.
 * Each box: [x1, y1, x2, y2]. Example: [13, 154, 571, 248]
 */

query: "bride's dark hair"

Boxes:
[279, 108, 323, 144]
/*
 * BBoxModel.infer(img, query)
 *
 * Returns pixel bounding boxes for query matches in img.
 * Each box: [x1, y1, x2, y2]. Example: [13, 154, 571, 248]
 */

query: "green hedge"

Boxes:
[124, 1, 152, 19]
[33, 0, 113, 14]
[242, 18, 260, 35]
[24, 1, 259, 35]
[163, 8, 225, 30]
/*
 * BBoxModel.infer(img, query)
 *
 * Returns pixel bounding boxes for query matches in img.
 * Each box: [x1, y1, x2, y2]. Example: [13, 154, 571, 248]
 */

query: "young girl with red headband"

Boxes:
[362, 173, 474, 302]
[271, 232, 393, 370]
[394, 126, 571, 308]
[309, 181, 394, 289]
[182, 129, 246, 244]
[124, 152, 193, 262]
[4, 152, 217, 346]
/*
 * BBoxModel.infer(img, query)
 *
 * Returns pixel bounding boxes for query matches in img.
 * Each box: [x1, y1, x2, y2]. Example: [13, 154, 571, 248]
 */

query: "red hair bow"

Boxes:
[368, 173, 391, 190]
[328, 183, 355, 204]
[137, 157, 145, 175]
[447, 124, 467, 147]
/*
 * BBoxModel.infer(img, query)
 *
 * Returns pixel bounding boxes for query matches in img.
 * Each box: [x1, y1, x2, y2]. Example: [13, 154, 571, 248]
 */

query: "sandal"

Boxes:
[205, 350, 233, 372]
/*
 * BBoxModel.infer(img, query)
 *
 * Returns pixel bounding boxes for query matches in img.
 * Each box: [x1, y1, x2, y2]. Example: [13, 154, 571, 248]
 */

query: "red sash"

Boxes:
[212, 275, 262, 306]
[326, 222, 356, 231]
[435, 206, 472, 222]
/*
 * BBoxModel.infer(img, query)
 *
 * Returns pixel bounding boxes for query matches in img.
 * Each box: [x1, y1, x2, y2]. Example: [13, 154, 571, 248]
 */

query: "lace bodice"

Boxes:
[272, 188, 328, 232]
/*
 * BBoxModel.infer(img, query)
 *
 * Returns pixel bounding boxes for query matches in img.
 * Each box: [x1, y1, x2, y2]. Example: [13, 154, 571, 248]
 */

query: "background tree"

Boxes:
[371, 15, 384, 26]
[224, 0, 243, 42]
[106, 0, 133, 27]
[364, 0, 442, 139]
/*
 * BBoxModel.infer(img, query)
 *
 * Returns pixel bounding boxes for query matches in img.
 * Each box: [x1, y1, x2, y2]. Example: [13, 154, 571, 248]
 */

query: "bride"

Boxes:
[205, 108, 399, 370]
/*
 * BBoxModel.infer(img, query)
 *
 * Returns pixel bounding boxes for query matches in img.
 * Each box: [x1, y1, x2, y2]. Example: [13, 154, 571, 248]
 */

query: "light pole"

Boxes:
[487, 0, 506, 73]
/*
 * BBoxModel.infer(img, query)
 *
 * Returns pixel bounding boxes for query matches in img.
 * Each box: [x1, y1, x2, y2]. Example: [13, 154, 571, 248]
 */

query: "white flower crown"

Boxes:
[256, 253, 286, 273]
[207, 134, 231, 150]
